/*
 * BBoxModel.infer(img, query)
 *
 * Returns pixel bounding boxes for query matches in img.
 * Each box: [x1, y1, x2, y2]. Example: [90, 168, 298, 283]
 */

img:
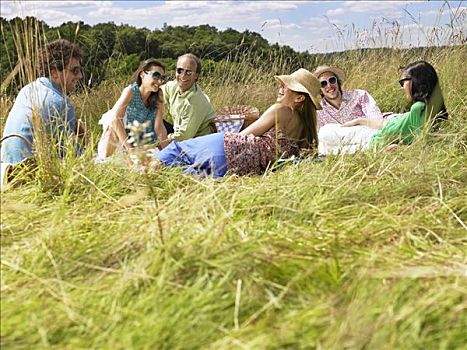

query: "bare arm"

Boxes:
[109, 87, 133, 150]
[76, 118, 86, 143]
[343, 118, 387, 130]
[240, 104, 283, 136]
[154, 93, 169, 149]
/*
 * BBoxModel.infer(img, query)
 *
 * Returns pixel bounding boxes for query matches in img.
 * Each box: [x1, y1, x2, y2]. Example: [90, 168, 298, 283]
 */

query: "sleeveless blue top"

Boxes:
[125, 83, 158, 143]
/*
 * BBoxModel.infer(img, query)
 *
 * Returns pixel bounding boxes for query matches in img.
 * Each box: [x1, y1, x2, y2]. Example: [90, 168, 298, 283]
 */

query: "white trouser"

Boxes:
[96, 109, 125, 160]
[318, 123, 377, 155]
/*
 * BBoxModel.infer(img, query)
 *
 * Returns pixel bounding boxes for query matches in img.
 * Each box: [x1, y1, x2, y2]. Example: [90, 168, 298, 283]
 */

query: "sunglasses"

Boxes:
[398, 77, 411, 87]
[145, 71, 166, 81]
[67, 66, 82, 75]
[320, 76, 337, 88]
[176, 67, 194, 76]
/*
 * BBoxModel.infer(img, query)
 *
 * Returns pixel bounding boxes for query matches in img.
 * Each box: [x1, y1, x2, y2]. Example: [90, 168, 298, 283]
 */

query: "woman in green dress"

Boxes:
[318, 60, 447, 154]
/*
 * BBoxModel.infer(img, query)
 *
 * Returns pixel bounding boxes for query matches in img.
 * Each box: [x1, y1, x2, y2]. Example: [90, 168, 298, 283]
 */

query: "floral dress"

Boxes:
[156, 128, 301, 177]
[224, 128, 300, 175]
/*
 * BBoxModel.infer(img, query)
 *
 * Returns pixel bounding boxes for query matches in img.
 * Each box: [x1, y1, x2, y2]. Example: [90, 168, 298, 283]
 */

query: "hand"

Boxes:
[123, 139, 135, 152]
[158, 138, 171, 150]
[76, 119, 88, 142]
[299, 148, 316, 158]
[384, 144, 401, 153]
[343, 118, 366, 127]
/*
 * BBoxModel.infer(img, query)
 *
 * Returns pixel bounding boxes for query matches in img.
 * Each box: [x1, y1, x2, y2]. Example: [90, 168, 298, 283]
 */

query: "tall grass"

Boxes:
[1, 5, 466, 350]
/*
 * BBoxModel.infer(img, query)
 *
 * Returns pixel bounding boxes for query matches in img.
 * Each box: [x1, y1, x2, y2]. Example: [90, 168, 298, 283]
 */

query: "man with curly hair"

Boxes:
[1, 39, 84, 167]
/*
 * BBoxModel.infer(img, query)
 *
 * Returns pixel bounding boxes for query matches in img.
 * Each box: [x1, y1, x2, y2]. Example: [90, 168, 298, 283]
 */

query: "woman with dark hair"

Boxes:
[318, 60, 447, 154]
[145, 68, 321, 177]
[97, 59, 168, 159]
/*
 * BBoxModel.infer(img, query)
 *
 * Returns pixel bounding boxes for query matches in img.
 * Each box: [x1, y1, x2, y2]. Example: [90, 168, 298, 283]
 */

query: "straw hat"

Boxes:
[274, 68, 322, 110]
[312, 65, 346, 83]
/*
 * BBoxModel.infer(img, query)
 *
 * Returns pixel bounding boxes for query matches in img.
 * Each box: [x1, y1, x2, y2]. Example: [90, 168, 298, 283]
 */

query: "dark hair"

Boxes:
[40, 39, 81, 77]
[177, 53, 202, 75]
[402, 60, 447, 122]
[403, 61, 438, 102]
[297, 93, 319, 148]
[336, 78, 343, 95]
[131, 59, 165, 111]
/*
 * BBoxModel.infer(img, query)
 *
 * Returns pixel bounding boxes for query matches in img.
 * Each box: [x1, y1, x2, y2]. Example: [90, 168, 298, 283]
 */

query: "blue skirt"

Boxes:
[156, 132, 228, 177]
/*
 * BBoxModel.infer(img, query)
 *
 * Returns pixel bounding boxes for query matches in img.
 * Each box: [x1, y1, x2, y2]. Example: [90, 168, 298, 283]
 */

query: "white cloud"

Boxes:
[259, 15, 340, 53]
[326, 1, 402, 17]
[1, 1, 463, 53]
[1, 1, 108, 23]
[418, 5, 467, 26]
[0, 5, 13, 17]
[1, 2, 92, 25]
[88, 1, 300, 21]
[27, 10, 83, 25]
[80, 1, 302, 30]
[303, 16, 343, 28]
[261, 19, 302, 30]
[1, 0, 109, 13]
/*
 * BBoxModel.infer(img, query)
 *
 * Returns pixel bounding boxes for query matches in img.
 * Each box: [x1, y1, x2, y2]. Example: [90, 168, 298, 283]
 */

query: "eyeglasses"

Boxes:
[66, 66, 82, 75]
[145, 71, 166, 81]
[320, 76, 337, 88]
[398, 77, 411, 87]
[176, 67, 193, 76]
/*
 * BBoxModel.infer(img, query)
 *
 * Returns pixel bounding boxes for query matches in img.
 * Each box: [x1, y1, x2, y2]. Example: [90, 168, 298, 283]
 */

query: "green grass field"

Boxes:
[1, 18, 466, 350]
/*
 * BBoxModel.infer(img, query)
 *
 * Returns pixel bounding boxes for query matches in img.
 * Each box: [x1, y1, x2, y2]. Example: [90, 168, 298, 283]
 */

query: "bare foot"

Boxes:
[146, 159, 163, 172]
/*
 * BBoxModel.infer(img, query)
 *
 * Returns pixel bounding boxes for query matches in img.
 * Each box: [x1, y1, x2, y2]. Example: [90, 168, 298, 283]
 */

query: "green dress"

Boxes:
[370, 82, 446, 150]
[370, 101, 425, 149]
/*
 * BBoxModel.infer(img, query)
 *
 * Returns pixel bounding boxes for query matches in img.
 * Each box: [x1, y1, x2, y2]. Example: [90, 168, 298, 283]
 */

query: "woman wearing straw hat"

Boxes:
[143, 68, 321, 177]
[313, 65, 384, 128]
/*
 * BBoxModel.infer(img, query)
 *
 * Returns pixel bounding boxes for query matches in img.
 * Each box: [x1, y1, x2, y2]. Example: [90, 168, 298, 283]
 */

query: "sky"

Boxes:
[1, 1, 465, 53]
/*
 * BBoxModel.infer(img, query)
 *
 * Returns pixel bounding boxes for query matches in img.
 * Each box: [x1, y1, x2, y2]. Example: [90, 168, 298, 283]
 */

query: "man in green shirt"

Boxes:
[162, 53, 215, 142]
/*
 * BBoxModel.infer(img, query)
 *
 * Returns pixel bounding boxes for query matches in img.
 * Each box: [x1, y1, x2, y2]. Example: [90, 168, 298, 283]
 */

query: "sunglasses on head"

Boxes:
[398, 77, 411, 87]
[145, 71, 166, 81]
[67, 66, 82, 75]
[176, 67, 193, 76]
[320, 76, 337, 88]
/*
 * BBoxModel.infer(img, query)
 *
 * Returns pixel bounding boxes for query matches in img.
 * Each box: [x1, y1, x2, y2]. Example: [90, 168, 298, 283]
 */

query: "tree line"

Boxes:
[2, 16, 452, 96]
[1, 16, 318, 93]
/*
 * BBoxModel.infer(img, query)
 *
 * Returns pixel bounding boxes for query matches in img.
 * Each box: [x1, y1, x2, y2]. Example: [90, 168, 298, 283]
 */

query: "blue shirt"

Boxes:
[1, 77, 79, 164]
[125, 83, 158, 143]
